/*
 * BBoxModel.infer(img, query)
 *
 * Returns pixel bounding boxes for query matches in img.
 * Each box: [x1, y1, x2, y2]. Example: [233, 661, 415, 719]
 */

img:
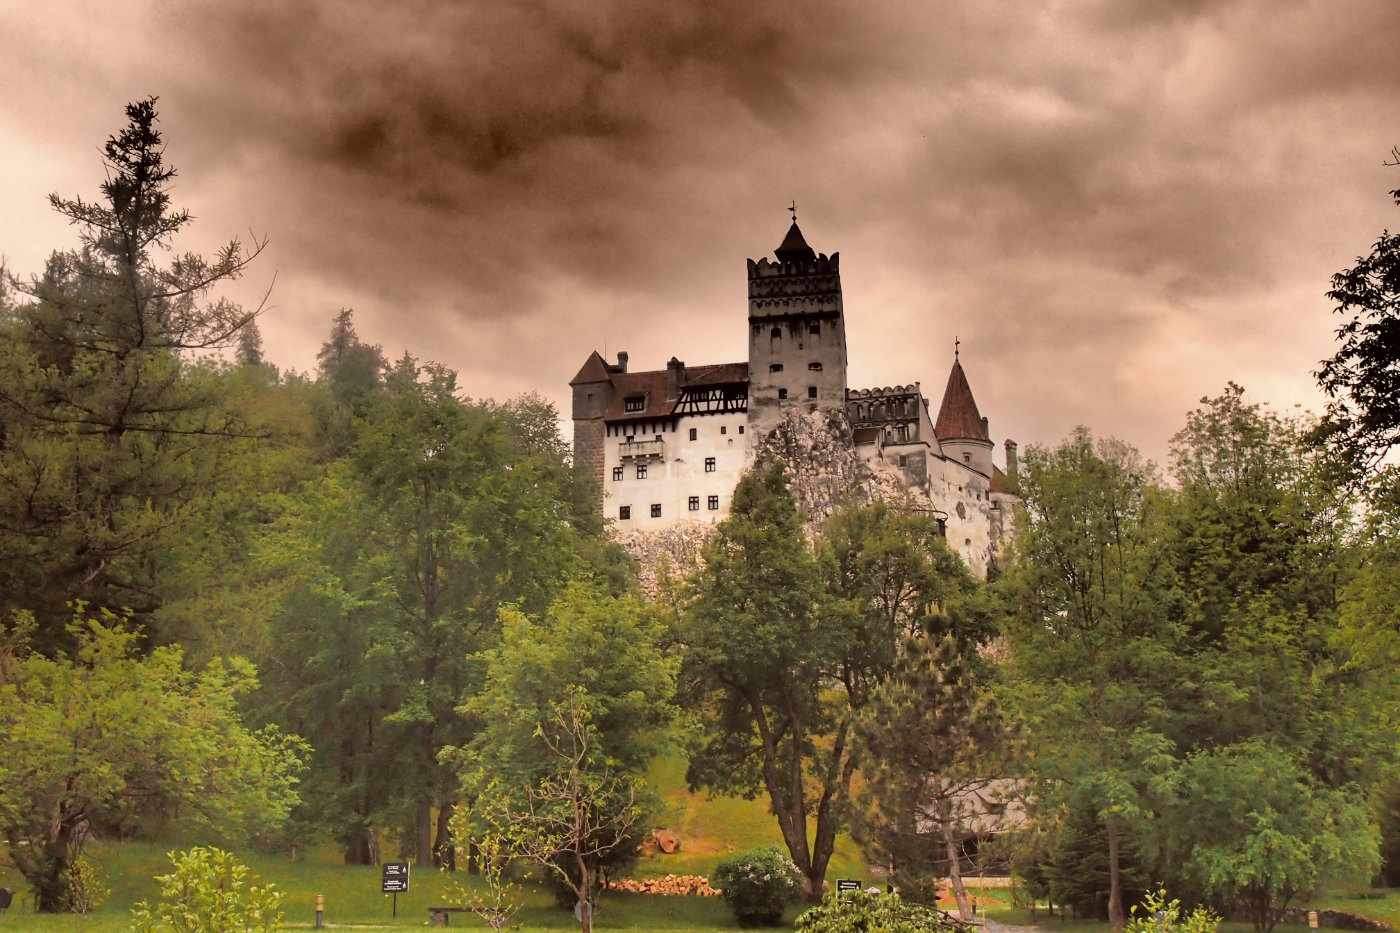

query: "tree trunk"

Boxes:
[942, 814, 973, 921]
[1106, 816, 1124, 932]
[434, 802, 455, 870]
[415, 800, 434, 866]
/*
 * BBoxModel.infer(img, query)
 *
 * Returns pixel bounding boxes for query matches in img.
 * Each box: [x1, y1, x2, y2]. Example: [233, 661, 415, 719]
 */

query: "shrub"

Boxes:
[796, 890, 956, 933]
[1125, 889, 1220, 933]
[129, 847, 283, 933]
[711, 846, 804, 926]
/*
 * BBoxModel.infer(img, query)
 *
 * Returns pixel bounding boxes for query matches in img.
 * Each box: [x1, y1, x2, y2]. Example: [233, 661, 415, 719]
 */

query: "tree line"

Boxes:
[5, 99, 1400, 933]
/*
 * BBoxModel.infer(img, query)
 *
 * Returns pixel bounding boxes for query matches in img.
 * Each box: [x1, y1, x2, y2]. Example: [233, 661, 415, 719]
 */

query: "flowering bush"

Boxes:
[711, 847, 805, 926]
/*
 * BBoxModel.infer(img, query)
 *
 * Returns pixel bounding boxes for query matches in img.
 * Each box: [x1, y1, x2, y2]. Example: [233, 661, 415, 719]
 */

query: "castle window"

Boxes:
[936, 518, 946, 538]
[619, 506, 631, 520]
[651, 503, 662, 518]
[612, 467, 623, 482]
[808, 362, 822, 371]
[963, 453, 971, 464]
[778, 388, 788, 400]
[636, 464, 648, 479]
[626, 435, 634, 443]
[809, 324, 820, 335]
[689, 496, 700, 511]
[770, 327, 781, 338]
[689, 427, 697, 441]
[705, 457, 716, 472]
[721, 426, 727, 435]
[708, 495, 720, 510]
[899, 455, 907, 467]
[624, 396, 644, 412]
[655, 435, 663, 442]
[808, 386, 817, 399]
[738, 425, 744, 434]
[770, 363, 784, 373]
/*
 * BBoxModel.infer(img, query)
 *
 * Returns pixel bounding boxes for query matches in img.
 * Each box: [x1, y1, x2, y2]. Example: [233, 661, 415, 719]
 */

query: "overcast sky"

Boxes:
[4, 0, 1399, 465]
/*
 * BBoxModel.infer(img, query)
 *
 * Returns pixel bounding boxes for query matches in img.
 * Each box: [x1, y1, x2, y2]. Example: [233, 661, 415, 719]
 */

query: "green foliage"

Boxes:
[256, 356, 627, 864]
[0, 610, 307, 912]
[456, 584, 674, 920]
[443, 832, 521, 931]
[129, 847, 284, 933]
[793, 890, 954, 933]
[684, 470, 970, 899]
[711, 847, 804, 927]
[0, 98, 268, 645]
[999, 427, 1174, 929]
[1125, 889, 1220, 933]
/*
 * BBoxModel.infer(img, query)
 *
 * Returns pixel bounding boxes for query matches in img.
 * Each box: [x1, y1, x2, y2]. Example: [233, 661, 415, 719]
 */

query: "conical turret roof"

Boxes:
[935, 359, 990, 441]
[775, 222, 817, 263]
[569, 350, 611, 386]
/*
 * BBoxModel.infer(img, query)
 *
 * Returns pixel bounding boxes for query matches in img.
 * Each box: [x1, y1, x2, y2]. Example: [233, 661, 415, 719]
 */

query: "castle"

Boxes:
[570, 219, 1019, 577]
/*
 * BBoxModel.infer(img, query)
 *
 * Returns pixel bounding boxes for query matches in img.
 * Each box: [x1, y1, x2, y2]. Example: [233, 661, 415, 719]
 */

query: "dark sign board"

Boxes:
[836, 879, 861, 893]
[381, 861, 410, 894]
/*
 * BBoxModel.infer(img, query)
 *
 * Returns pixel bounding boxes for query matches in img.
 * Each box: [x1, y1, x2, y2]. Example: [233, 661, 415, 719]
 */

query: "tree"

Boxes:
[0, 97, 269, 643]
[0, 610, 306, 911]
[456, 583, 675, 904]
[682, 468, 971, 899]
[999, 429, 1178, 932]
[854, 631, 1014, 920]
[1316, 160, 1400, 469]
[471, 694, 645, 933]
[257, 363, 626, 867]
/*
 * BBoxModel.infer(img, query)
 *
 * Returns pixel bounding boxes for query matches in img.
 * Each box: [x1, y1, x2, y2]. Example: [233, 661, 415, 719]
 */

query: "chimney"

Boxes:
[616, 351, 628, 372]
[666, 357, 685, 400]
[1005, 439, 1018, 483]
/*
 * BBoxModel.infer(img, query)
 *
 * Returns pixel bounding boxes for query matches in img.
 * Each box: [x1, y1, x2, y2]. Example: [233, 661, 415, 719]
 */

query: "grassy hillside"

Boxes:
[634, 750, 870, 883]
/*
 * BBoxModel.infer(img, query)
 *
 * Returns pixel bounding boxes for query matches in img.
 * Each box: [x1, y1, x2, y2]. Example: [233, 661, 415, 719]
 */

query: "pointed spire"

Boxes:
[775, 220, 816, 263]
[935, 357, 990, 441]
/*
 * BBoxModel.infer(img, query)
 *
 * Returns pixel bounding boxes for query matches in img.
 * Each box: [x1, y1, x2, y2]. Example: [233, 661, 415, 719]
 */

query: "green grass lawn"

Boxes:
[0, 751, 857, 932]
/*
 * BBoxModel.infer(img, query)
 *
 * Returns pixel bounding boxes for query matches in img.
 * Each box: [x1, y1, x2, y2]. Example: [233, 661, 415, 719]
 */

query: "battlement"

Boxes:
[747, 254, 842, 317]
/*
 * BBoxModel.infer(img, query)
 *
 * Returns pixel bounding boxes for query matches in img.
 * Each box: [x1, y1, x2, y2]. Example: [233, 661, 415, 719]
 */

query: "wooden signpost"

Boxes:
[382, 861, 410, 917]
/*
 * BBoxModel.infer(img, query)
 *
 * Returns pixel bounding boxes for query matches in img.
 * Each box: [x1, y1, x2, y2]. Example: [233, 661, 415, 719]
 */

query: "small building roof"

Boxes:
[592, 361, 750, 424]
[569, 350, 612, 386]
[774, 222, 817, 263]
[935, 359, 990, 442]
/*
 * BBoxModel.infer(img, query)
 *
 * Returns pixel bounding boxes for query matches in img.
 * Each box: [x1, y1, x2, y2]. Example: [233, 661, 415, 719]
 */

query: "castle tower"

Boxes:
[746, 220, 848, 439]
[935, 355, 995, 477]
[570, 349, 626, 510]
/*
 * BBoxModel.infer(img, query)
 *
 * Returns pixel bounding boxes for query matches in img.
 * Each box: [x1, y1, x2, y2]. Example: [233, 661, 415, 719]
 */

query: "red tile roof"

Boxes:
[935, 360, 989, 441]
[576, 359, 749, 423]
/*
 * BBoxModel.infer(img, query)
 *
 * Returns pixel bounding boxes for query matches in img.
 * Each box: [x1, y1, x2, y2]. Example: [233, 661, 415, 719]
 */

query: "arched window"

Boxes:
[770, 363, 784, 373]
[808, 361, 822, 371]
[770, 327, 782, 339]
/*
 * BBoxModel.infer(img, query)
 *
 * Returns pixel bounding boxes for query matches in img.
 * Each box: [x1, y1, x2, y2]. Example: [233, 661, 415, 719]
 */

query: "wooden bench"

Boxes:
[428, 906, 469, 926]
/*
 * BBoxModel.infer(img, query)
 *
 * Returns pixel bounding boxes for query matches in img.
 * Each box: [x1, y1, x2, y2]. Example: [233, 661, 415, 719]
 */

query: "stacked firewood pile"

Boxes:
[606, 875, 722, 897]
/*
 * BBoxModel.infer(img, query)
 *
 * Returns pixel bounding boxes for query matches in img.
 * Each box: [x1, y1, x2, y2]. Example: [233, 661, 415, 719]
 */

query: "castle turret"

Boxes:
[570, 350, 624, 510]
[746, 219, 848, 440]
[935, 356, 995, 478]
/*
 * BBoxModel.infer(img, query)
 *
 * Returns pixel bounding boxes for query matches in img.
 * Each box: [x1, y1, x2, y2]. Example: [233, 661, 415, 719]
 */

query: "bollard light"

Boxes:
[316, 893, 325, 929]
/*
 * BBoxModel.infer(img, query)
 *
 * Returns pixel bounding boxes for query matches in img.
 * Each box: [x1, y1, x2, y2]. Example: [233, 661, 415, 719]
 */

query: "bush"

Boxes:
[711, 847, 804, 926]
[796, 890, 956, 933]
[129, 847, 284, 933]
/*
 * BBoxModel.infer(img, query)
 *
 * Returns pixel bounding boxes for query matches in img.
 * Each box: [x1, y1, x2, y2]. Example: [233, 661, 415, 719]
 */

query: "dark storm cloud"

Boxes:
[4, 0, 1400, 458]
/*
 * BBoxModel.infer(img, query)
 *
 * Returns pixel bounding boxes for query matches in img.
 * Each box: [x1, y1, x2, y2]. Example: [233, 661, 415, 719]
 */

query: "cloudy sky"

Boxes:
[3, 0, 1399, 464]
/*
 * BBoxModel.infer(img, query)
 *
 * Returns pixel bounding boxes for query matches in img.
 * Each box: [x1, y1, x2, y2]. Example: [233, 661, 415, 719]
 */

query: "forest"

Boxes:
[5, 99, 1400, 933]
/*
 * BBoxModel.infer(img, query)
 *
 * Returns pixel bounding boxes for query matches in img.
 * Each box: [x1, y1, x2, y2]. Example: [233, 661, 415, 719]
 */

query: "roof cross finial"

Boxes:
[789, 200, 797, 223]
[955, 336, 960, 361]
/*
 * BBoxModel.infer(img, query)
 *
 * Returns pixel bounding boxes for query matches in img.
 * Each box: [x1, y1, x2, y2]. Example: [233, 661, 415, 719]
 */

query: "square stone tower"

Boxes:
[746, 221, 849, 440]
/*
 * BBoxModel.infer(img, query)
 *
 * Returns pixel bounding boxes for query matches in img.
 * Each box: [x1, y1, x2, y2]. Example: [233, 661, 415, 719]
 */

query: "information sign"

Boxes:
[836, 880, 861, 893]
[382, 862, 410, 894]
